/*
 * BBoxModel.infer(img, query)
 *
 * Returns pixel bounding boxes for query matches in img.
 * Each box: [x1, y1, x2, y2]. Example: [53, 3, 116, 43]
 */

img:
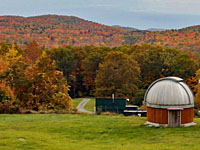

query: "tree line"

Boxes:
[46, 43, 199, 106]
[1, 41, 200, 111]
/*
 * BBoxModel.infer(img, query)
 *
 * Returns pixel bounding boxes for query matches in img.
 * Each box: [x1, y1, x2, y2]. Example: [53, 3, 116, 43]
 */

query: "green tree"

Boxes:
[47, 46, 77, 85]
[95, 51, 141, 99]
[128, 45, 198, 88]
[82, 46, 111, 95]
[131, 89, 146, 106]
[170, 52, 198, 79]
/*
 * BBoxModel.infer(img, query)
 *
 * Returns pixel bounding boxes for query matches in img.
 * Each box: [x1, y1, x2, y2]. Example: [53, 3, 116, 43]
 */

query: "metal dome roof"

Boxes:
[144, 77, 194, 108]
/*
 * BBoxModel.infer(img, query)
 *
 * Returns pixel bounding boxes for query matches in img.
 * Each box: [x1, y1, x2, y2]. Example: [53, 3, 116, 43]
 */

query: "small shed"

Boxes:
[144, 77, 195, 127]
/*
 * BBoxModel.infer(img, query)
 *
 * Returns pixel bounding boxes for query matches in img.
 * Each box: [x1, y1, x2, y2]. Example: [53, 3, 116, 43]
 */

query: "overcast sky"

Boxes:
[1, 0, 200, 29]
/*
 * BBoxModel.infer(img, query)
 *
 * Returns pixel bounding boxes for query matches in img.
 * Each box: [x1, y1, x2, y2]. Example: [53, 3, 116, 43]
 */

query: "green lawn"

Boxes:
[0, 114, 200, 150]
[72, 98, 83, 109]
[84, 98, 95, 112]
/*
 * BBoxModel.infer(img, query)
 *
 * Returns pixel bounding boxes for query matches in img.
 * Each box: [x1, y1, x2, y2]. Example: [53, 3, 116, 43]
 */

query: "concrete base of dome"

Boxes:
[145, 121, 196, 127]
[145, 121, 168, 127]
[182, 122, 196, 127]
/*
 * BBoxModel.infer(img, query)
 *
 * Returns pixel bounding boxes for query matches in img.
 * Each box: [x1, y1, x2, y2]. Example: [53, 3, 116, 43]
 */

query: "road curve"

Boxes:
[76, 98, 94, 114]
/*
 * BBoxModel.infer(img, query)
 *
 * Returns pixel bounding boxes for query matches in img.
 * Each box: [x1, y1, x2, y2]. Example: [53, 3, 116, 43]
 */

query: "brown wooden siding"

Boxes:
[147, 107, 168, 124]
[147, 107, 194, 124]
[181, 108, 194, 124]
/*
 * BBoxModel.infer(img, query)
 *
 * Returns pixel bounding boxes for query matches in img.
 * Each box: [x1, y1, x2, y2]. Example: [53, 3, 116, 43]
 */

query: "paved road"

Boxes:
[76, 98, 94, 114]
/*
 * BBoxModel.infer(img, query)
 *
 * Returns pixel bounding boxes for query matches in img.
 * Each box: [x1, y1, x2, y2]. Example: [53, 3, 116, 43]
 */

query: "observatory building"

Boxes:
[144, 77, 195, 127]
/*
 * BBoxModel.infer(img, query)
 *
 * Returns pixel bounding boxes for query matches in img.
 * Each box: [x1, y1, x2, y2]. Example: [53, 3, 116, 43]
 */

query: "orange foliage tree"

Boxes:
[194, 69, 200, 109]
[0, 42, 72, 111]
[21, 53, 72, 110]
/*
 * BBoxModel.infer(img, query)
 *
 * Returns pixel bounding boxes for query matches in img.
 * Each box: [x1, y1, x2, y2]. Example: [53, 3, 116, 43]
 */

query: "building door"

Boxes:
[168, 110, 181, 127]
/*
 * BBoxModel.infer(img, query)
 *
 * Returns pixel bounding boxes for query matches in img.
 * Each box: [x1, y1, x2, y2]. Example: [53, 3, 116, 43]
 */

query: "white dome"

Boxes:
[144, 77, 194, 108]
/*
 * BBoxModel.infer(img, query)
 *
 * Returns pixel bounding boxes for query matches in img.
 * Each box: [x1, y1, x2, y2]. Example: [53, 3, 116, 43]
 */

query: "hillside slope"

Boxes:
[0, 15, 128, 48]
[130, 26, 200, 52]
[1, 15, 200, 52]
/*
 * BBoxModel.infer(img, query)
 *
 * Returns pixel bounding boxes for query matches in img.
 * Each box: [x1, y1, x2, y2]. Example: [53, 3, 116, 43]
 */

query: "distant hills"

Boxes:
[147, 28, 166, 31]
[0, 15, 128, 48]
[112, 25, 139, 32]
[132, 26, 200, 52]
[0, 15, 200, 52]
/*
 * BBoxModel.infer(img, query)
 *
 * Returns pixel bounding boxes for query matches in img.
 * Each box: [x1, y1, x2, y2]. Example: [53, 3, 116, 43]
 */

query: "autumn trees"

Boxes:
[46, 44, 199, 106]
[0, 15, 127, 49]
[81, 46, 111, 95]
[21, 53, 72, 110]
[95, 51, 140, 100]
[1, 41, 200, 111]
[47, 46, 77, 89]
[3, 15, 200, 53]
[0, 42, 72, 112]
[0, 43, 21, 105]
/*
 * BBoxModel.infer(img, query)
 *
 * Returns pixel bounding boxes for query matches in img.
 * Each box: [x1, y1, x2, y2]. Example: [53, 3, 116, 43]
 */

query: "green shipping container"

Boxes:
[96, 98, 127, 114]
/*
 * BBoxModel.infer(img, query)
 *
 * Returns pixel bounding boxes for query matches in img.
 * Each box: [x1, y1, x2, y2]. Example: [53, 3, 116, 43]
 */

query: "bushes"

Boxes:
[130, 89, 146, 106]
[0, 104, 20, 114]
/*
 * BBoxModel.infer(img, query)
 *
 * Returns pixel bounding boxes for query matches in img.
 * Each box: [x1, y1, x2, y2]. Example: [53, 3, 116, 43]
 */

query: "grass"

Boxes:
[72, 98, 83, 109]
[84, 98, 95, 112]
[0, 114, 200, 150]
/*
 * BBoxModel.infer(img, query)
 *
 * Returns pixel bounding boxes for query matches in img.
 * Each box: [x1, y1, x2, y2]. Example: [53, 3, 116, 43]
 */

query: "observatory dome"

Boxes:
[144, 77, 194, 108]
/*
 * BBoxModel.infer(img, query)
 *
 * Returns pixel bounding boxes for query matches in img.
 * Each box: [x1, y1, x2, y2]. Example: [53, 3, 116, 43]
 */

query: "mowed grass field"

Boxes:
[72, 98, 95, 112]
[72, 98, 83, 109]
[0, 114, 200, 150]
[84, 98, 95, 112]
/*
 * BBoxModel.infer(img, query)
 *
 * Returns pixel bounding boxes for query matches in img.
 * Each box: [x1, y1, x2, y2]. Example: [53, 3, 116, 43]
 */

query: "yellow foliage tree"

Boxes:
[194, 69, 200, 109]
[0, 44, 20, 105]
[22, 53, 72, 110]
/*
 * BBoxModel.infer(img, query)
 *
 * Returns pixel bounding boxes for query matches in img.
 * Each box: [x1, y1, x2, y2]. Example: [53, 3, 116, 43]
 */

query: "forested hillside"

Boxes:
[1, 15, 200, 52]
[0, 15, 128, 48]
[130, 26, 200, 52]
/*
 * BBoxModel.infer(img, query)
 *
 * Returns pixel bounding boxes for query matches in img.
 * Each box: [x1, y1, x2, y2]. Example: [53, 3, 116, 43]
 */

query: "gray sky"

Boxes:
[1, 0, 200, 29]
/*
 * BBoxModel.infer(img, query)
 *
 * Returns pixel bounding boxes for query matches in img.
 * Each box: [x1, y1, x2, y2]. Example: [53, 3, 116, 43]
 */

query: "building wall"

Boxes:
[147, 107, 194, 124]
[181, 107, 194, 124]
[147, 107, 168, 124]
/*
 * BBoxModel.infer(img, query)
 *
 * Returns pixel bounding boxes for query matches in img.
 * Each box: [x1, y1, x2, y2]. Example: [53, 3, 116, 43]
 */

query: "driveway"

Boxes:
[76, 98, 94, 114]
